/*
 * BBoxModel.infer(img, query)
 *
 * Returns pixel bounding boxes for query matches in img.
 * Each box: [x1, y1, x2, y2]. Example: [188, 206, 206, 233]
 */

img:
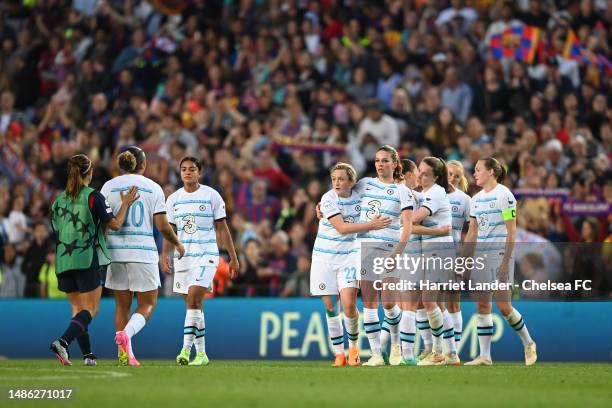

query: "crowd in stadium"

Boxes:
[0, 0, 610, 299]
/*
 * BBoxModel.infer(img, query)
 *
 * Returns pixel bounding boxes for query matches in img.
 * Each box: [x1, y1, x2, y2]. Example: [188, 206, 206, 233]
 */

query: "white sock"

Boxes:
[505, 307, 533, 346]
[386, 305, 401, 345]
[380, 323, 390, 353]
[427, 307, 444, 354]
[416, 308, 433, 351]
[183, 309, 200, 351]
[450, 311, 463, 346]
[124, 313, 146, 339]
[399, 310, 416, 360]
[476, 313, 493, 359]
[326, 312, 345, 355]
[381, 306, 400, 352]
[194, 310, 205, 354]
[343, 315, 359, 348]
[442, 309, 457, 355]
[363, 308, 381, 356]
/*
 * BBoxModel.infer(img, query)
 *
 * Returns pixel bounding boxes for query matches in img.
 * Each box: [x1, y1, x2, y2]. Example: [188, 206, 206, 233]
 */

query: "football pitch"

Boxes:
[1, 360, 611, 407]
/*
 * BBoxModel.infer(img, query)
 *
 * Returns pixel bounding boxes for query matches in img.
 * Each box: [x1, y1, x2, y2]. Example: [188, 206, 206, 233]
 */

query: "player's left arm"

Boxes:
[397, 208, 413, 254]
[501, 191, 517, 260]
[215, 218, 239, 279]
[411, 187, 440, 224]
[153, 184, 183, 260]
[412, 224, 451, 236]
[213, 192, 239, 278]
[396, 186, 414, 254]
[499, 192, 517, 281]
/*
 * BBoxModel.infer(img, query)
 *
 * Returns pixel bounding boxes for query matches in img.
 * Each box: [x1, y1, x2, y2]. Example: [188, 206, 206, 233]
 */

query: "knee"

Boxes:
[496, 302, 512, 317]
[363, 301, 377, 310]
[343, 302, 357, 318]
[476, 302, 490, 314]
[382, 302, 395, 310]
[447, 302, 460, 313]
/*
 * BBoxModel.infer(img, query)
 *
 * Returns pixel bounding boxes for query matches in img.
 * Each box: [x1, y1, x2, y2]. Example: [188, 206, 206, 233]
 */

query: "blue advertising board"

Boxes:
[1, 299, 611, 361]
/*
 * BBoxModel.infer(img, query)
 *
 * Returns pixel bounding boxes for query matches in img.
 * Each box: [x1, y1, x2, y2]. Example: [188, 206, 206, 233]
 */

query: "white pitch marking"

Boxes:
[0, 368, 132, 380]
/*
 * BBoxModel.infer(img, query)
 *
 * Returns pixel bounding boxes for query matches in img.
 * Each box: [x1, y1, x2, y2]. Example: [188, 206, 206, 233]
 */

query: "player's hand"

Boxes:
[497, 260, 509, 283]
[161, 254, 172, 274]
[315, 203, 323, 220]
[175, 242, 186, 260]
[369, 215, 391, 230]
[384, 255, 397, 273]
[228, 258, 239, 279]
[120, 186, 139, 206]
[437, 225, 452, 235]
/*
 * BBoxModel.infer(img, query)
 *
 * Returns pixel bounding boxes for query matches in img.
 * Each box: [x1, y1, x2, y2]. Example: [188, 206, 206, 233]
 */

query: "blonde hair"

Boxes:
[447, 160, 469, 192]
[117, 150, 137, 172]
[330, 162, 358, 186]
[377, 145, 404, 181]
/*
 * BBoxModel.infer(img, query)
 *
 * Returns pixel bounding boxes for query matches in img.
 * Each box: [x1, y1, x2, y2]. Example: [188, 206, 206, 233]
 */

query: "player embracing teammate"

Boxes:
[101, 146, 185, 366]
[314, 153, 537, 367]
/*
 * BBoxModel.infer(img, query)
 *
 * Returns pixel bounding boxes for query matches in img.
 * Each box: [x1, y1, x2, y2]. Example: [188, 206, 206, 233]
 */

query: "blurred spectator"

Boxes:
[425, 107, 464, 157]
[0, 244, 24, 298]
[281, 254, 311, 297]
[7, 194, 29, 245]
[356, 99, 400, 165]
[440, 66, 473, 123]
[238, 178, 281, 225]
[230, 238, 267, 297]
[0, 1, 608, 299]
[21, 222, 51, 297]
[260, 230, 297, 296]
[38, 248, 64, 299]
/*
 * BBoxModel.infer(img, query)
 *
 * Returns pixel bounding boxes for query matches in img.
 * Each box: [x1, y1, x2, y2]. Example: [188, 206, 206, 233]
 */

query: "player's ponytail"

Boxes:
[66, 154, 92, 200]
[423, 156, 451, 193]
[480, 157, 506, 183]
[377, 145, 404, 182]
[447, 160, 469, 192]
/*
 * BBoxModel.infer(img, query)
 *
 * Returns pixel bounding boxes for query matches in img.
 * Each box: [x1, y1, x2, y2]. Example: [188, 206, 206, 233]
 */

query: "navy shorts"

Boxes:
[57, 265, 107, 293]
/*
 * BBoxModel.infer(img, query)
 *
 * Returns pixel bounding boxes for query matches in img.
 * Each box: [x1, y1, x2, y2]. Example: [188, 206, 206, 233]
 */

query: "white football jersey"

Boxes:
[448, 189, 471, 243]
[166, 184, 226, 271]
[470, 184, 516, 249]
[402, 189, 422, 255]
[313, 189, 361, 261]
[355, 177, 414, 244]
[420, 183, 453, 243]
[101, 174, 166, 263]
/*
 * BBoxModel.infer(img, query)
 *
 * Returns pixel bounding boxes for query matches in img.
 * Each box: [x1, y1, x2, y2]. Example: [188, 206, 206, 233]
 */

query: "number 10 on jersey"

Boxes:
[122, 201, 144, 227]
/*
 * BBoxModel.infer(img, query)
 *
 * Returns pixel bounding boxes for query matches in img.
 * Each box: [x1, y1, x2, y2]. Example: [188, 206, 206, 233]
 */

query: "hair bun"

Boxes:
[117, 151, 137, 172]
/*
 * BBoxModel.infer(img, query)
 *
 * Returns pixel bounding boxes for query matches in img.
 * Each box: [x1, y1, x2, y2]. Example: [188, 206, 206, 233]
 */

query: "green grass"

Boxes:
[1, 360, 611, 407]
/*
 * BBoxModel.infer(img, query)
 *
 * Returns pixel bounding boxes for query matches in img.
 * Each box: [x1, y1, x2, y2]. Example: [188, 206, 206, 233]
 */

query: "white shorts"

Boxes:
[310, 256, 359, 296]
[471, 251, 515, 286]
[173, 266, 216, 295]
[359, 242, 399, 281]
[105, 262, 160, 292]
[422, 243, 458, 284]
